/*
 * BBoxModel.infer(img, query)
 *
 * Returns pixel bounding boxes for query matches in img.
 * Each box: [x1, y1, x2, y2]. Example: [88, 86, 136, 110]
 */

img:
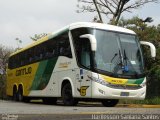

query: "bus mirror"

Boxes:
[140, 41, 156, 59]
[80, 34, 97, 51]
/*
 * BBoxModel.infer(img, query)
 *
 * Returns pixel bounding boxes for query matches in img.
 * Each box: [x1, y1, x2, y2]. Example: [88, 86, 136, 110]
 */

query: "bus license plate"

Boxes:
[120, 92, 129, 96]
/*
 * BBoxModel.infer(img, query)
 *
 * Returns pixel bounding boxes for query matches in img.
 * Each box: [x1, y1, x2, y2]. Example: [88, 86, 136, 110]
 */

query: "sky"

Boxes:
[0, 0, 160, 48]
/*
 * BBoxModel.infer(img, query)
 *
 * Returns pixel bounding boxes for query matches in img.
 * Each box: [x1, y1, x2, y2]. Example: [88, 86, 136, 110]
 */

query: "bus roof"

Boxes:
[10, 22, 136, 57]
[69, 22, 136, 34]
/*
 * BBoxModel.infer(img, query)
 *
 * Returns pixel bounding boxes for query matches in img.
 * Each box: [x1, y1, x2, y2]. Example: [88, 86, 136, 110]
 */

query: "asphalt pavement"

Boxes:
[0, 100, 159, 120]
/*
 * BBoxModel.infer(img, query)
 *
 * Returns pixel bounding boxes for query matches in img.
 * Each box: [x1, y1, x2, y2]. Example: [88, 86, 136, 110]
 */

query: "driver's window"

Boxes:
[71, 28, 92, 69]
[80, 39, 91, 68]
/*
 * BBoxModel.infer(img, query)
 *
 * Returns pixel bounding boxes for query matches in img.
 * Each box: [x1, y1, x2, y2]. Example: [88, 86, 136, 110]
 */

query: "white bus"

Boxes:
[7, 22, 156, 106]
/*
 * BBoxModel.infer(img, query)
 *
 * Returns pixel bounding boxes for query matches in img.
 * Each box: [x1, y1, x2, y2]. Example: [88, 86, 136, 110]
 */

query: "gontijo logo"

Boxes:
[77, 86, 89, 96]
[16, 67, 32, 76]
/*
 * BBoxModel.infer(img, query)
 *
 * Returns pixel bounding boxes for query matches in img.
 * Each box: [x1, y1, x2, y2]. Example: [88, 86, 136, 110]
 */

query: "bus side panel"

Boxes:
[30, 57, 58, 91]
[6, 63, 39, 96]
[29, 56, 74, 97]
[28, 57, 59, 97]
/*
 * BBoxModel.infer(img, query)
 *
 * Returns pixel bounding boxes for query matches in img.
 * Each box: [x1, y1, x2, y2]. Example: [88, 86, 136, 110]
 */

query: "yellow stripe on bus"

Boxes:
[100, 75, 128, 85]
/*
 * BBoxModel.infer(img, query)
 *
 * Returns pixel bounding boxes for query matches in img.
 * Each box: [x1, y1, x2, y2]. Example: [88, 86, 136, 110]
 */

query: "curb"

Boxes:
[78, 102, 160, 108]
[117, 104, 160, 108]
[141, 105, 160, 108]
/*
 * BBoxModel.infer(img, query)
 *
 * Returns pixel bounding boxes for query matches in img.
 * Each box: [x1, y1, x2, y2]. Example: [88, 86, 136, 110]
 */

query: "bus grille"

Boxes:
[108, 84, 142, 90]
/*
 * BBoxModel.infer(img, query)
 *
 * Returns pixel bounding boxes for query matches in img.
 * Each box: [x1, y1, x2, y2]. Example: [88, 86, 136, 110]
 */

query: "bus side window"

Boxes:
[52, 49, 55, 57]
[38, 45, 44, 60]
[65, 45, 72, 58]
[23, 51, 27, 65]
[20, 53, 23, 66]
[8, 57, 13, 69]
[26, 49, 30, 65]
[57, 32, 72, 58]
[50, 39, 58, 57]
[15, 55, 19, 68]
[34, 46, 41, 61]
[45, 40, 56, 59]
[40, 53, 43, 60]
[28, 47, 34, 64]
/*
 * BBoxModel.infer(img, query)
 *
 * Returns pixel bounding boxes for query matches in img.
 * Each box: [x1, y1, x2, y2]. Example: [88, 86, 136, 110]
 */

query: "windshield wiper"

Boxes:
[123, 49, 129, 72]
[111, 53, 118, 63]
[119, 49, 123, 67]
[112, 50, 124, 74]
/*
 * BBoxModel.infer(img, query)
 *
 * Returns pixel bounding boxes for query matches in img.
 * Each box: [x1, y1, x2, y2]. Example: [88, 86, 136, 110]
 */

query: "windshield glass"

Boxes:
[94, 29, 144, 78]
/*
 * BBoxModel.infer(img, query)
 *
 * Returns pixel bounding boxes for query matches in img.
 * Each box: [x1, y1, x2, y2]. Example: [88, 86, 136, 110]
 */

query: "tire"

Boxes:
[13, 87, 18, 101]
[43, 98, 57, 105]
[101, 99, 119, 107]
[62, 83, 78, 106]
[17, 88, 23, 102]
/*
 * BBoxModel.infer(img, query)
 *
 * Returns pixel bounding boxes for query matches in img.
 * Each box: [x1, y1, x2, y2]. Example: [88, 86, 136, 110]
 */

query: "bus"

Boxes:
[6, 22, 156, 107]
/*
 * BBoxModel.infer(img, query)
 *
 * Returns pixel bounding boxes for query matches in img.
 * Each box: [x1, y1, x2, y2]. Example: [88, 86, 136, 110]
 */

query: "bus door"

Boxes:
[75, 39, 92, 98]
[76, 68, 92, 98]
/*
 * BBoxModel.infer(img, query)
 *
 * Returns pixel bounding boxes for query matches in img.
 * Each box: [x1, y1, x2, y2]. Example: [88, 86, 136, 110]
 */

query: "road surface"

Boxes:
[0, 100, 159, 120]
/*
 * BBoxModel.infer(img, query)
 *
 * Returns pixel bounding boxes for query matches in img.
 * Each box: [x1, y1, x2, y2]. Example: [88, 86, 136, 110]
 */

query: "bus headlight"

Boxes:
[97, 79, 109, 86]
[91, 76, 110, 86]
[140, 82, 146, 87]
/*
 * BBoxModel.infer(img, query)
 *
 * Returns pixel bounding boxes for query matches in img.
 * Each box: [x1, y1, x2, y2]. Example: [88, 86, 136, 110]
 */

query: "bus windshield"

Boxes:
[94, 29, 144, 78]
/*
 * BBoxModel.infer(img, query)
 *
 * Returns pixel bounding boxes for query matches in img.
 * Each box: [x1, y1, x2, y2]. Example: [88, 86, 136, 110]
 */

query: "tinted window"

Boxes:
[8, 31, 72, 69]
[56, 32, 72, 58]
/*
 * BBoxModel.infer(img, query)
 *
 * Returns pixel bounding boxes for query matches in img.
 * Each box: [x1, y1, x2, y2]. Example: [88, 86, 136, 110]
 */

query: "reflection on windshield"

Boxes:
[94, 29, 144, 78]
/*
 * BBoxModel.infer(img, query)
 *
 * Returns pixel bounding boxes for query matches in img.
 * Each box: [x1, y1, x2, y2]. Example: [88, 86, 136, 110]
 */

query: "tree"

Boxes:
[77, 0, 159, 25]
[0, 45, 13, 99]
[30, 33, 48, 41]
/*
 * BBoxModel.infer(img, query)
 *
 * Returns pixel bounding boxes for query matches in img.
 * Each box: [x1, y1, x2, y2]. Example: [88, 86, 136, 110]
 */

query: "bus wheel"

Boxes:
[17, 87, 23, 102]
[101, 99, 119, 107]
[43, 98, 57, 105]
[13, 87, 18, 101]
[62, 83, 78, 106]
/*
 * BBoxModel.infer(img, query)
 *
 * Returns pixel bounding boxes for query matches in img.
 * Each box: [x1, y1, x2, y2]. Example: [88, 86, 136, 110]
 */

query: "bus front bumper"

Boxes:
[92, 82, 146, 100]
